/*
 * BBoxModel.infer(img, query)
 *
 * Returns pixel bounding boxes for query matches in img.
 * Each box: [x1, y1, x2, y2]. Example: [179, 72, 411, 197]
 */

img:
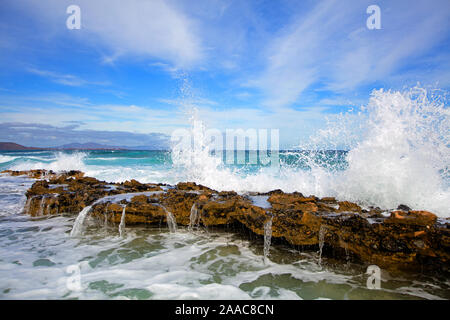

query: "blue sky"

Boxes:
[0, 0, 449, 148]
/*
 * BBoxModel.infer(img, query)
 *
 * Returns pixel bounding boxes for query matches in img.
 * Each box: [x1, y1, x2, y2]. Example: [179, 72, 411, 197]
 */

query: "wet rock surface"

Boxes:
[3, 169, 449, 273]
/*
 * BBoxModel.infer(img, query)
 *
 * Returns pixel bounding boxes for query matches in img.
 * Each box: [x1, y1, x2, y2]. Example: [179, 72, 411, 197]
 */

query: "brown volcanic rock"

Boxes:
[386, 210, 437, 226]
[2, 169, 84, 179]
[337, 201, 362, 213]
[176, 182, 214, 192]
[22, 170, 161, 217]
[10, 170, 450, 273]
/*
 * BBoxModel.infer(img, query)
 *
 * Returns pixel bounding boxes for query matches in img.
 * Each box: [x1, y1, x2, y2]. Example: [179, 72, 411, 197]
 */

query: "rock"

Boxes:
[9, 169, 450, 273]
[397, 204, 412, 211]
[337, 201, 362, 213]
[386, 210, 437, 226]
[176, 182, 212, 192]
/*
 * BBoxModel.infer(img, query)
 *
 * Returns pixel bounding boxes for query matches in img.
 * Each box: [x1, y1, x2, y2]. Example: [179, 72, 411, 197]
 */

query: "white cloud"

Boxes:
[249, 0, 450, 108]
[81, 0, 203, 68]
[9, 0, 204, 69]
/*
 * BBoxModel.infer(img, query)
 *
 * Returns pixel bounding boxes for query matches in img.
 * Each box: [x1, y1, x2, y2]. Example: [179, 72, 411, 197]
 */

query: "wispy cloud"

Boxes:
[27, 68, 109, 87]
[0, 0, 449, 148]
[81, 0, 203, 68]
[248, 0, 450, 108]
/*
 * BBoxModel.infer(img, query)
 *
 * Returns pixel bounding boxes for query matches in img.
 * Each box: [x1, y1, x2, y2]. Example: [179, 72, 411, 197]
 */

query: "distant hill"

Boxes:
[55, 142, 168, 150]
[55, 142, 125, 150]
[0, 142, 40, 150]
[0, 141, 167, 151]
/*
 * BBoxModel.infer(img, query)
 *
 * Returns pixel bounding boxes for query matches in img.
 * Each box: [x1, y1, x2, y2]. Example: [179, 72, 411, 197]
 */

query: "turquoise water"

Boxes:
[0, 149, 347, 174]
[1, 148, 448, 216]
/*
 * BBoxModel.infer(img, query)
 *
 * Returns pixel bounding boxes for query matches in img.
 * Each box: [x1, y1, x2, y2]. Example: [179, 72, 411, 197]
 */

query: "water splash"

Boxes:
[119, 205, 126, 237]
[170, 87, 450, 217]
[70, 205, 93, 237]
[263, 217, 273, 263]
[318, 225, 326, 267]
[298, 87, 450, 215]
[188, 203, 199, 232]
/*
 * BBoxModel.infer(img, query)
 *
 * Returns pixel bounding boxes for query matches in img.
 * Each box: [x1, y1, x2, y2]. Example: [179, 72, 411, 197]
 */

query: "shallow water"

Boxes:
[0, 175, 448, 300]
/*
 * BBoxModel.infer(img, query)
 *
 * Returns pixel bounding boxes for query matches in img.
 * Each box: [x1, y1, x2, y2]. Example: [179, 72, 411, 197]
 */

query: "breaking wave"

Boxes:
[171, 87, 450, 216]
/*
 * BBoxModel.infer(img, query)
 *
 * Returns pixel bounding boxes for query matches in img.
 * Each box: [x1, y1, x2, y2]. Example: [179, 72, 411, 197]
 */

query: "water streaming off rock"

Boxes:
[318, 225, 326, 267]
[104, 208, 108, 229]
[23, 196, 33, 215]
[70, 205, 93, 237]
[263, 217, 273, 263]
[163, 206, 177, 233]
[189, 203, 199, 231]
[119, 206, 126, 237]
[38, 196, 46, 216]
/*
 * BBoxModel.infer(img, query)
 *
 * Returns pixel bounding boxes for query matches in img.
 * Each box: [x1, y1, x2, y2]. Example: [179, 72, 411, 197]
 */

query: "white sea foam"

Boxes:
[0, 174, 35, 216]
[9, 152, 87, 172]
[0, 155, 17, 163]
[0, 189, 446, 300]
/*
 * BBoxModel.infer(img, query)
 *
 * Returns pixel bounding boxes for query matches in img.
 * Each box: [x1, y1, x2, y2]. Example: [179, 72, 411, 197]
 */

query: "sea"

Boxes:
[0, 88, 448, 299]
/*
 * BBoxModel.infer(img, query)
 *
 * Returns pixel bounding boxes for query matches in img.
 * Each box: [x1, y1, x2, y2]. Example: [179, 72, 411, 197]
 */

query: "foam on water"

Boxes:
[0, 173, 448, 300]
[8, 152, 87, 172]
[0, 213, 447, 299]
[0, 155, 17, 163]
[0, 174, 35, 216]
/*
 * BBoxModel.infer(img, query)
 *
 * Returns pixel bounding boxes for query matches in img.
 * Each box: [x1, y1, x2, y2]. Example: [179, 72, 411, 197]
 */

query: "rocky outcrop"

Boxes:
[5, 169, 449, 273]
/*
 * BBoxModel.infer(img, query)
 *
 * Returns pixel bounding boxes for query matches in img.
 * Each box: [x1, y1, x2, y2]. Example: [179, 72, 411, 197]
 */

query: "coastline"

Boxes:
[5, 169, 449, 274]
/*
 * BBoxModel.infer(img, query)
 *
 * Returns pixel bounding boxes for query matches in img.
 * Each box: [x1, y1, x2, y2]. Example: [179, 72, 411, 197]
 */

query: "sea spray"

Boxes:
[298, 87, 450, 215]
[171, 87, 449, 217]
[70, 205, 93, 236]
[263, 217, 273, 263]
[119, 205, 126, 237]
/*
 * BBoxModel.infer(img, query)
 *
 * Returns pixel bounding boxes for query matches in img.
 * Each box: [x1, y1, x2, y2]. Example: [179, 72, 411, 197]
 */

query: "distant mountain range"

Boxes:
[55, 142, 125, 150]
[0, 142, 40, 150]
[0, 142, 167, 151]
